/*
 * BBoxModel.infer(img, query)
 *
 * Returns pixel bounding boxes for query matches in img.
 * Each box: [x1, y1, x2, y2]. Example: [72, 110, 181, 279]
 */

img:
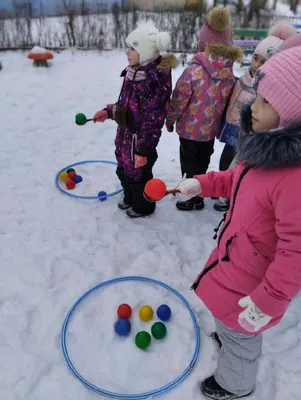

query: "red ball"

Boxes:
[66, 179, 76, 190]
[68, 171, 77, 180]
[144, 178, 167, 201]
[117, 304, 132, 319]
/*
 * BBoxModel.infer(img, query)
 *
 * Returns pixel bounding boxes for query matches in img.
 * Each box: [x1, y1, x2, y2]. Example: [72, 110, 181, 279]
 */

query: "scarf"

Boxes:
[126, 66, 146, 82]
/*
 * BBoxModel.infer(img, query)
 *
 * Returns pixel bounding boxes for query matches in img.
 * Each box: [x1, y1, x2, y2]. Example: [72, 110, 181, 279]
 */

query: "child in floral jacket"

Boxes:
[166, 7, 242, 211]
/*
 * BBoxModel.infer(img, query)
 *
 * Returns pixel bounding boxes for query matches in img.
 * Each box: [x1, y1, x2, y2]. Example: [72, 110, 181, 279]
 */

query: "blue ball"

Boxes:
[73, 175, 83, 184]
[114, 318, 131, 336]
[98, 191, 107, 201]
[157, 304, 171, 322]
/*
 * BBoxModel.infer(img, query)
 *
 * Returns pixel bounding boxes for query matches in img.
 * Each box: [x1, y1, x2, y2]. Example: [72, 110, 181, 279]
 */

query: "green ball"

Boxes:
[151, 322, 167, 340]
[75, 113, 87, 125]
[135, 331, 151, 350]
[66, 168, 75, 173]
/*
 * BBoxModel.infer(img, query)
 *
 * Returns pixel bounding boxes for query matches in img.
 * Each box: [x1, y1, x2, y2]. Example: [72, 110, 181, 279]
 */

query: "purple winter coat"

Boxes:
[106, 57, 175, 181]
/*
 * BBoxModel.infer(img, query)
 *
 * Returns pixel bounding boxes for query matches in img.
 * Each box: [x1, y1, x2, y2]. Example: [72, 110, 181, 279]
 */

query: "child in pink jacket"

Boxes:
[215, 21, 296, 212]
[166, 7, 242, 211]
[178, 46, 301, 399]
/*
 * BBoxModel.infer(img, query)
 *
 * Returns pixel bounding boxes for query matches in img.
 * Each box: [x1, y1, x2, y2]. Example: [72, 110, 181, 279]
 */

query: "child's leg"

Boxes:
[127, 150, 157, 216]
[219, 144, 236, 171]
[116, 166, 132, 206]
[196, 139, 215, 174]
[180, 137, 214, 177]
[215, 319, 262, 396]
[214, 145, 236, 212]
[177, 138, 214, 211]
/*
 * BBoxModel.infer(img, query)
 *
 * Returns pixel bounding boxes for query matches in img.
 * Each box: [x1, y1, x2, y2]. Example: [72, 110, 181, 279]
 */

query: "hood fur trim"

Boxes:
[157, 54, 179, 70]
[237, 104, 301, 168]
[205, 44, 243, 62]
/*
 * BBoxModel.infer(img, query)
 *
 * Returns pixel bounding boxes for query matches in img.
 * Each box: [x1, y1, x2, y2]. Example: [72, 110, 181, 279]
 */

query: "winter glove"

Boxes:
[238, 296, 272, 333]
[93, 109, 108, 123]
[134, 154, 147, 169]
[165, 122, 174, 132]
[177, 178, 202, 198]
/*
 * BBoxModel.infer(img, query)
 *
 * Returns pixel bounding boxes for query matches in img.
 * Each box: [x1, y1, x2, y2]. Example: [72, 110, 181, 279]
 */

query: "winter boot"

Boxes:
[211, 332, 222, 348]
[214, 199, 230, 212]
[176, 197, 204, 211]
[118, 200, 132, 210]
[126, 208, 145, 218]
[201, 376, 252, 400]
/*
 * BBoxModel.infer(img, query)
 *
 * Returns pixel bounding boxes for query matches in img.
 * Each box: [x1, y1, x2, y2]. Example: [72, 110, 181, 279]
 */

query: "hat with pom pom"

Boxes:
[275, 32, 301, 54]
[254, 21, 296, 60]
[126, 22, 171, 66]
[198, 7, 232, 52]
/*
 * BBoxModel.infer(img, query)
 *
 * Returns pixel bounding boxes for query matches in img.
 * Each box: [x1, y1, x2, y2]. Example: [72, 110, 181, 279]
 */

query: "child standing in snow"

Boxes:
[214, 21, 296, 212]
[94, 23, 178, 218]
[166, 7, 242, 211]
[178, 46, 301, 399]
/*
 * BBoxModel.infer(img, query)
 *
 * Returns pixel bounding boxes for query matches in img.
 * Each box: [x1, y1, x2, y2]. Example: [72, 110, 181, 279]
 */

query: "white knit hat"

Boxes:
[126, 22, 171, 66]
[254, 21, 296, 60]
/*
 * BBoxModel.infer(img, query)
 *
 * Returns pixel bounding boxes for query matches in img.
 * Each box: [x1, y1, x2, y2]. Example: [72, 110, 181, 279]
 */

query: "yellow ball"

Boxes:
[59, 171, 69, 182]
[139, 305, 154, 322]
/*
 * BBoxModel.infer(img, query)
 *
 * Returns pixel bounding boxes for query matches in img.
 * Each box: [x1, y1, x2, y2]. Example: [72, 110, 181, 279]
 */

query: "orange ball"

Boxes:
[66, 179, 76, 190]
[144, 179, 166, 201]
[68, 171, 77, 180]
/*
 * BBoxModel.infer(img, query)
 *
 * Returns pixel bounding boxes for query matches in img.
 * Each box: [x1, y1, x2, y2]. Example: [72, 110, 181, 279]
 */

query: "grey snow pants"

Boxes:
[214, 319, 263, 396]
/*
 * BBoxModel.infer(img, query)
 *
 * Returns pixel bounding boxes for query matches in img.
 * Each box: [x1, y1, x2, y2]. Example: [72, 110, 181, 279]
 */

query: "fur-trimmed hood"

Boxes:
[205, 43, 243, 62]
[237, 104, 301, 168]
[157, 54, 179, 70]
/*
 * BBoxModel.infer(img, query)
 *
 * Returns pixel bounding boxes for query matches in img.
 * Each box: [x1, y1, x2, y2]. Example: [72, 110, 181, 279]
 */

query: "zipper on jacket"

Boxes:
[191, 167, 250, 292]
[190, 260, 218, 290]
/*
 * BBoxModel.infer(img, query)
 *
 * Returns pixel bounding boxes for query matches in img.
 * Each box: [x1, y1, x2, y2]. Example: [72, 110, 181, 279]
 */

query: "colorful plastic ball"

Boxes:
[144, 179, 167, 201]
[68, 171, 77, 180]
[151, 322, 167, 340]
[98, 191, 108, 201]
[117, 304, 132, 319]
[114, 318, 131, 336]
[75, 113, 87, 126]
[135, 331, 151, 350]
[157, 304, 172, 322]
[67, 168, 75, 173]
[73, 175, 83, 184]
[139, 305, 154, 322]
[59, 171, 69, 182]
[66, 179, 76, 190]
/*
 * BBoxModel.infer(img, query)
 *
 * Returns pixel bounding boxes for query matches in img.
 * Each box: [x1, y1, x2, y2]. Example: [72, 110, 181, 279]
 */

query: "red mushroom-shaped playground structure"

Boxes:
[27, 46, 54, 67]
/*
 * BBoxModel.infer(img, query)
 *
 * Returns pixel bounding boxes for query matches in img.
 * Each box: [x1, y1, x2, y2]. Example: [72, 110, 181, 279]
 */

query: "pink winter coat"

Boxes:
[191, 109, 301, 335]
[225, 69, 255, 126]
[166, 46, 241, 142]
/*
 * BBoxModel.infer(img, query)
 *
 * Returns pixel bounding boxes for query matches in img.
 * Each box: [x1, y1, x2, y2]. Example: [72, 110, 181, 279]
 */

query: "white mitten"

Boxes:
[238, 296, 272, 333]
[177, 178, 202, 198]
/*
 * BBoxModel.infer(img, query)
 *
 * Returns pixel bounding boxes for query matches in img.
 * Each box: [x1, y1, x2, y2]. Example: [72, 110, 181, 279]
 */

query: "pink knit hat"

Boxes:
[255, 46, 301, 127]
[275, 32, 301, 54]
[198, 7, 232, 52]
[254, 22, 296, 59]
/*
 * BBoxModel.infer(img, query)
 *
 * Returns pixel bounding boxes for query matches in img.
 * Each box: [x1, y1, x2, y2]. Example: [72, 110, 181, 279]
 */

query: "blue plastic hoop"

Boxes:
[61, 276, 200, 399]
[55, 159, 123, 200]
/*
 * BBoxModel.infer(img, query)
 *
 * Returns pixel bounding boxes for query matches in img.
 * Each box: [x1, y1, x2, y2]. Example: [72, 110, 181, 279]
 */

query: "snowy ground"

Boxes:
[1, 50, 301, 400]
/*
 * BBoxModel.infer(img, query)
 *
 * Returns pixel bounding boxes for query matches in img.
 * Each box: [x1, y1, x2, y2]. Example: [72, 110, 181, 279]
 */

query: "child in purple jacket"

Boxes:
[94, 23, 178, 218]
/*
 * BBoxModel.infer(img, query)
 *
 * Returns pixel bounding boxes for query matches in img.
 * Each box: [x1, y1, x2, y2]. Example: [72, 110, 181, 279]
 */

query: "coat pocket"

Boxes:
[231, 232, 270, 278]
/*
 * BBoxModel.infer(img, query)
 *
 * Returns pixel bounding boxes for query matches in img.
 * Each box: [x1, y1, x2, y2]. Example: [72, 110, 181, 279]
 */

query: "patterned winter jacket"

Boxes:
[106, 55, 178, 181]
[166, 44, 242, 142]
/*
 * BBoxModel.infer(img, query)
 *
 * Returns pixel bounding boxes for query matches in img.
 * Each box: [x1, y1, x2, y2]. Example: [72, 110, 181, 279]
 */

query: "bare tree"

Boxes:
[290, 0, 299, 14]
